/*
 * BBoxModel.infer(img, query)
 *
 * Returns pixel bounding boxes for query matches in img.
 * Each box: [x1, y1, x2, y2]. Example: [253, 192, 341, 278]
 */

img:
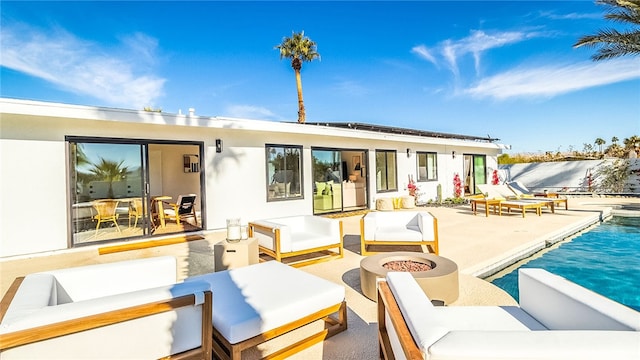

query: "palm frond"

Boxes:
[575, 0, 640, 60]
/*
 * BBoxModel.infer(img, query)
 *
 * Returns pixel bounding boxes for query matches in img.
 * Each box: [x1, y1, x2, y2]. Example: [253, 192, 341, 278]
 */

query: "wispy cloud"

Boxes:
[0, 23, 165, 108]
[465, 58, 640, 100]
[331, 79, 370, 97]
[538, 11, 601, 21]
[411, 45, 437, 66]
[413, 30, 543, 78]
[224, 104, 281, 120]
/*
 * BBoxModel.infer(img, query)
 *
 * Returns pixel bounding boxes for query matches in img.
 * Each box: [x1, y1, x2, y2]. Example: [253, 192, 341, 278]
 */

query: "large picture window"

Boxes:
[417, 152, 438, 181]
[375, 150, 397, 192]
[266, 144, 302, 201]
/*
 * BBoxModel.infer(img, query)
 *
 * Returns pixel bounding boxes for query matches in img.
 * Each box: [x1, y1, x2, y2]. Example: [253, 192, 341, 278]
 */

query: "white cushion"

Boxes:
[519, 268, 640, 331]
[186, 261, 345, 344]
[429, 331, 640, 360]
[364, 211, 435, 241]
[41, 256, 177, 302]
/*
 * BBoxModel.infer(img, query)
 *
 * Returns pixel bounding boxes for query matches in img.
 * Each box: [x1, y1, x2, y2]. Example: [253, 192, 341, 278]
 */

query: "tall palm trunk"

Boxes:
[292, 58, 305, 123]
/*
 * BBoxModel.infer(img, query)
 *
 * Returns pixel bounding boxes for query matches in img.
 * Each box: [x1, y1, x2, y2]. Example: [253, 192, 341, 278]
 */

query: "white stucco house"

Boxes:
[0, 98, 507, 258]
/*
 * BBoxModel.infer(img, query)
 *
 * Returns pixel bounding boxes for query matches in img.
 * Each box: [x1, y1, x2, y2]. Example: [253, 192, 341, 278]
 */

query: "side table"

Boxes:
[214, 237, 259, 271]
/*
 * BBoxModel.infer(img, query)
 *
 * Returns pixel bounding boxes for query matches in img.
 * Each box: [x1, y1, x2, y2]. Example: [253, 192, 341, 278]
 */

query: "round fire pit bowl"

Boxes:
[360, 251, 459, 304]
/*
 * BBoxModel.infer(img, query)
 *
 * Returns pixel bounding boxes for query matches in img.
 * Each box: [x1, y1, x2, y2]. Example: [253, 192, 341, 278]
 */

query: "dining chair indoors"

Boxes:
[92, 199, 121, 236]
[128, 198, 144, 228]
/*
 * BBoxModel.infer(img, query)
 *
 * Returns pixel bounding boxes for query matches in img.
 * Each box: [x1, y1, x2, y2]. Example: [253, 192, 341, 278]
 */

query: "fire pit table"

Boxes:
[360, 251, 459, 304]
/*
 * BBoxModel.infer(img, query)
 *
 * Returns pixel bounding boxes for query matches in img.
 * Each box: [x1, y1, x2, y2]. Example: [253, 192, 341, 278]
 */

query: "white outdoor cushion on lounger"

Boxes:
[185, 260, 347, 359]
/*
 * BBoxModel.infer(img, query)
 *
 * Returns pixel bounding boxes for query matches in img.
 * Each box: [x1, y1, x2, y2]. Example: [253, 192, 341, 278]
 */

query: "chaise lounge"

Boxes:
[378, 269, 640, 360]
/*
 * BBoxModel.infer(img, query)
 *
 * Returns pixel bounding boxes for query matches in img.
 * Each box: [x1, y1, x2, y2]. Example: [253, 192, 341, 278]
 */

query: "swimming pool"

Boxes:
[489, 216, 640, 311]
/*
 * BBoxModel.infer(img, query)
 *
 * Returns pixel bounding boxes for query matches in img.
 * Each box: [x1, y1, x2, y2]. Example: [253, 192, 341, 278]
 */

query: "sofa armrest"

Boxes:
[519, 268, 640, 330]
[249, 219, 292, 253]
[385, 273, 448, 351]
[430, 331, 640, 360]
[304, 216, 341, 237]
[417, 212, 437, 241]
[362, 213, 377, 240]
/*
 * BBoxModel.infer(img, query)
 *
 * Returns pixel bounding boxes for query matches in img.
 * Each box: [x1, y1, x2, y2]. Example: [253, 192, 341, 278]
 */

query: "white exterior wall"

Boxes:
[1, 139, 68, 255]
[1, 98, 504, 258]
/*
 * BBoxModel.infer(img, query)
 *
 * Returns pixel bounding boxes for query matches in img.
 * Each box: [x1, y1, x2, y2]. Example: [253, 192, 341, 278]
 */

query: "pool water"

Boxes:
[490, 216, 640, 311]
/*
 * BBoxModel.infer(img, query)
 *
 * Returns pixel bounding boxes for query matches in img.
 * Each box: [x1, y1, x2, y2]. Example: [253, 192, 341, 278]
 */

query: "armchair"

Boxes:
[360, 211, 439, 255]
[248, 215, 344, 267]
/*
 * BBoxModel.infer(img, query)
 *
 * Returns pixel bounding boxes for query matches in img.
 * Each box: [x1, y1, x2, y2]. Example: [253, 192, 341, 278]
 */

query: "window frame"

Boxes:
[416, 151, 438, 181]
[375, 149, 398, 192]
[265, 144, 304, 202]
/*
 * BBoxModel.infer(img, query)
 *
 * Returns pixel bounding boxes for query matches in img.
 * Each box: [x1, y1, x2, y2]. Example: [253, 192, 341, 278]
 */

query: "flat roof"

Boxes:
[302, 122, 498, 143]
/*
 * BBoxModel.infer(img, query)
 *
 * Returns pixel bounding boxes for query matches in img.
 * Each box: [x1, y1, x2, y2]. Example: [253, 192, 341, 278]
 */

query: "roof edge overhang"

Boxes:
[1, 98, 510, 150]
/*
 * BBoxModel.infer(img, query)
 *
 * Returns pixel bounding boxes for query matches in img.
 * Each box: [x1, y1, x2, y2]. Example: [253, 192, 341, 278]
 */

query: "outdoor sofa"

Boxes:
[360, 211, 439, 255]
[0, 256, 212, 359]
[378, 268, 640, 360]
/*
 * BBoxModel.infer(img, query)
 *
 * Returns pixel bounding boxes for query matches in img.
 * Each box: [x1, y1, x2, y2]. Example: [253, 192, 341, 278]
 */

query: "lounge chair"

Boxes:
[508, 181, 569, 210]
[163, 193, 198, 226]
[185, 261, 347, 360]
[477, 184, 551, 217]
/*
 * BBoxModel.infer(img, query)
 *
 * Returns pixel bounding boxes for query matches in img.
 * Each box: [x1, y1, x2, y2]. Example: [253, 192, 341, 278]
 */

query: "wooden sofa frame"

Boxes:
[248, 221, 344, 267]
[377, 280, 421, 360]
[212, 301, 347, 360]
[0, 277, 213, 360]
[360, 214, 439, 256]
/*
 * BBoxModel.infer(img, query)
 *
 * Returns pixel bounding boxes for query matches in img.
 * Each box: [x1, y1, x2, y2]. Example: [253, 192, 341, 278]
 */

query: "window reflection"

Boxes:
[266, 145, 302, 201]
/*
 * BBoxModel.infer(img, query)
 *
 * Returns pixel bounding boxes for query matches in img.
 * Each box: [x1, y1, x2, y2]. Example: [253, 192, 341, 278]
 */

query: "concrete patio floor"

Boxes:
[1, 196, 638, 359]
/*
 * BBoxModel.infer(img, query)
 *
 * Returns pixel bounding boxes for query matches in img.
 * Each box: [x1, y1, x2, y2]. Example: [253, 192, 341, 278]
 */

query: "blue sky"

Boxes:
[2, 1, 639, 154]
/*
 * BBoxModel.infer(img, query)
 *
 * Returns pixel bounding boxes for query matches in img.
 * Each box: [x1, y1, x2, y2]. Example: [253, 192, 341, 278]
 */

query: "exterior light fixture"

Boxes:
[452, 151, 456, 159]
[406, 148, 411, 157]
[215, 139, 223, 153]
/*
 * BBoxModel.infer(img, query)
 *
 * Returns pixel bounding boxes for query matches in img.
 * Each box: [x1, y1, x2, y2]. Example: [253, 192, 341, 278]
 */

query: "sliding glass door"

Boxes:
[312, 149, 343, 214]
[311, 148, 368, 214]
[463, 154, 486, 195]
[68, 137, 203, 246]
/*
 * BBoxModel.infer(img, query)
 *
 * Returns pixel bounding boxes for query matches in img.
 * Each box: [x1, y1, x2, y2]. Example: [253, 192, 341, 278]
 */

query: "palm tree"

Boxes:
[89, 158, 129, 198]
[612, 136, 619, 144]
[275, 31, 320, 123]
[573, 0, 640, 60]
[595, 137, 606, 153]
